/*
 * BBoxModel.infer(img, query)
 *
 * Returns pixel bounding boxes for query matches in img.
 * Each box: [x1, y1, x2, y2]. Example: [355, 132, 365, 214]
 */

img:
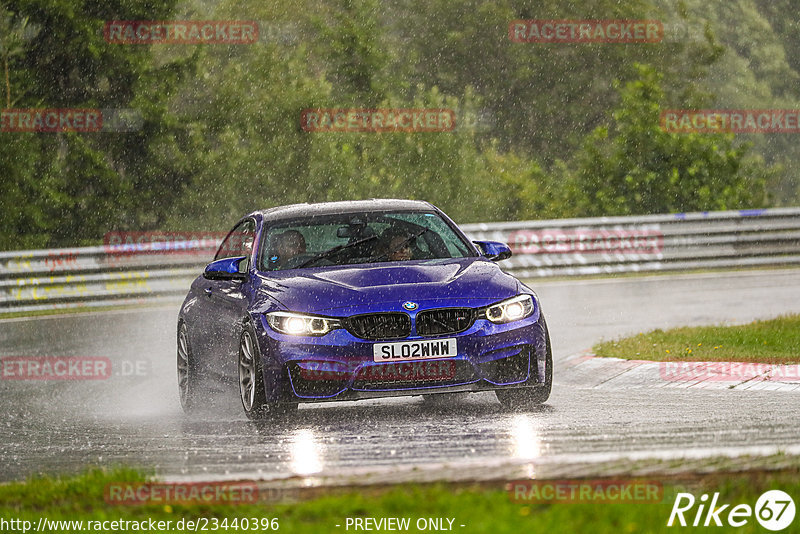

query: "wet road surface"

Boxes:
[1, 269, 799, 483]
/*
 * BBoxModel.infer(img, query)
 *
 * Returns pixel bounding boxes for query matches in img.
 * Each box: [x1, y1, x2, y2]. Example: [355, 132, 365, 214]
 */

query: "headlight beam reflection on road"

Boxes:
[289, 428, 323, 477]
[510, 414, 542, 477]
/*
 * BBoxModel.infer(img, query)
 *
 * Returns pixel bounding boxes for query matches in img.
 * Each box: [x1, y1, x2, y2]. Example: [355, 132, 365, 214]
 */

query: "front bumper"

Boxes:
[254, 310, 549, 403]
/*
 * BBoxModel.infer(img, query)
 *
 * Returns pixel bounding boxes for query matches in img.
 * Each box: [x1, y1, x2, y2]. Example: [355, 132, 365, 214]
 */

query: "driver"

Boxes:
[276, 230, 307, 268]
[377, 229, 414, 262]
[387, 234, 413, 261]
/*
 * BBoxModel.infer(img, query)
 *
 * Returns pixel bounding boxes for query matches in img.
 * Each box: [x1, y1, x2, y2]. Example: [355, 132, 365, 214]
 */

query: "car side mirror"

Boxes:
[473, 241, 512, 262]
[203, 256, 249, 281]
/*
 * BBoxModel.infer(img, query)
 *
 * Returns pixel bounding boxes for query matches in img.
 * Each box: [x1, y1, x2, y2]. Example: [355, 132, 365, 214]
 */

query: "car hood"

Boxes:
[252, 258, 521, 314]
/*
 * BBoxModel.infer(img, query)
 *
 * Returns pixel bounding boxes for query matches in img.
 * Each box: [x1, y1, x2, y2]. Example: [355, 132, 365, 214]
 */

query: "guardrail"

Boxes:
[461, 207, 800, 278]
[2, 207, 799, 313]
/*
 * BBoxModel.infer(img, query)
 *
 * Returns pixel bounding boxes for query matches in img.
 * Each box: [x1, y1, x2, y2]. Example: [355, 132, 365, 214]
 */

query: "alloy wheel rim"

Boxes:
[177, 325, 190, 404]
[239, 331, 256, 411]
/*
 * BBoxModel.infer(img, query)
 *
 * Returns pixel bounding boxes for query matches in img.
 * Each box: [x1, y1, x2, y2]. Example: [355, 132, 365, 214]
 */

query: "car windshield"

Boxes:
[260, 211, 473, 271]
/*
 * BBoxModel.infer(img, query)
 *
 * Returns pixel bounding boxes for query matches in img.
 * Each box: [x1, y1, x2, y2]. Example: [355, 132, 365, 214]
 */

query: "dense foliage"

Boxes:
[0, 0, 795, 249]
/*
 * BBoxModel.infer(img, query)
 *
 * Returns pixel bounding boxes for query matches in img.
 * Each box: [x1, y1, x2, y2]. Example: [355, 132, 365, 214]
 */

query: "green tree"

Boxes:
[312, 0, 388, 105]
[0, 0, 195, 248]
[0, 7, 34, 107]
[166, 0, 538, 227]
[567, 64, 769, 216]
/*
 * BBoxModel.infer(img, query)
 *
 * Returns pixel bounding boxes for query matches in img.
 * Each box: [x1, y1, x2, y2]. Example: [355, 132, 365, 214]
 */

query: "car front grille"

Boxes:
[416, 308, 475, 336]
[345, 312, 411, 340]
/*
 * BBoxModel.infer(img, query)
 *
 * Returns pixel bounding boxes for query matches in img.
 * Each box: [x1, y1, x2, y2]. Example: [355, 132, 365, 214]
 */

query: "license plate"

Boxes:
[373, 338, 457, 362]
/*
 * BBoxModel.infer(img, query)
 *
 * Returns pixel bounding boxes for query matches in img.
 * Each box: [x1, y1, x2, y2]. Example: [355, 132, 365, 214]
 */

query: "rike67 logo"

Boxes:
[668, 490, 796, 531]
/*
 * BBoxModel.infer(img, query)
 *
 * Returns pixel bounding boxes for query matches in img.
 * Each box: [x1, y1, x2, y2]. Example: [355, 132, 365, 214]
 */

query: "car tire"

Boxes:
[495, 318, 552, 409]
[238, 324, 297, 420]
[177, 321, 205, 414]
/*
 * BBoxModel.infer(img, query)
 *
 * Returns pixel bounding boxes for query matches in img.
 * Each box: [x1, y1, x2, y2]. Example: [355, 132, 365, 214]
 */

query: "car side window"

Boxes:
[215, 219, 256, 260]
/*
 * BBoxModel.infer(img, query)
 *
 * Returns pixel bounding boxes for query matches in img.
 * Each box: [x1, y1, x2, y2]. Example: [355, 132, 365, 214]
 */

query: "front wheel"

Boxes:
[238, 325, 296, 420]
[496, 319, 552, 409]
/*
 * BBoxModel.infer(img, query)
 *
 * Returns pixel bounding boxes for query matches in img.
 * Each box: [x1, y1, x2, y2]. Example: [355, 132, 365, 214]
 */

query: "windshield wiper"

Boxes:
[295, 235, 378, 269]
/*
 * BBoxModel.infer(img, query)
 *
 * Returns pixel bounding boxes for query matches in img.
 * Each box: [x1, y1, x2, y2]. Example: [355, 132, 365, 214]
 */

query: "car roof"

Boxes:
[255, 199, 437, 222]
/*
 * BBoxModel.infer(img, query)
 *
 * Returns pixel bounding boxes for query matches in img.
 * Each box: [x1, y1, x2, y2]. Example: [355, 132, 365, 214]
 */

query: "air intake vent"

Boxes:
[345, 313, 411, 340]
[416, 308, 475, 336]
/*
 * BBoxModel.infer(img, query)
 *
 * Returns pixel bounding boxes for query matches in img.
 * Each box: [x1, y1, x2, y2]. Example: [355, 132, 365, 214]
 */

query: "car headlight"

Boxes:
[265, 311, 341, 336]
[483, 295, 535, 324]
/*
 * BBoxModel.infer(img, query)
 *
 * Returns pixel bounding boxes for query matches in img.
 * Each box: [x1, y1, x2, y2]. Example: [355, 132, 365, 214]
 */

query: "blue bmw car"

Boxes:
[177, 199, 552, 419]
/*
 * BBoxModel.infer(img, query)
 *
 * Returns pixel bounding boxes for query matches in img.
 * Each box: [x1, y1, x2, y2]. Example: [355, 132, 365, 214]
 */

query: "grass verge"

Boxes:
[2, 467, 800, 533]
[593, 314, 800, 363]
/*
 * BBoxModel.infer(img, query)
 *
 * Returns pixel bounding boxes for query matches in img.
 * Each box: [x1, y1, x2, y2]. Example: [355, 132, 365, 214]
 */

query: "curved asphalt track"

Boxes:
[1, 268, 799, 484]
